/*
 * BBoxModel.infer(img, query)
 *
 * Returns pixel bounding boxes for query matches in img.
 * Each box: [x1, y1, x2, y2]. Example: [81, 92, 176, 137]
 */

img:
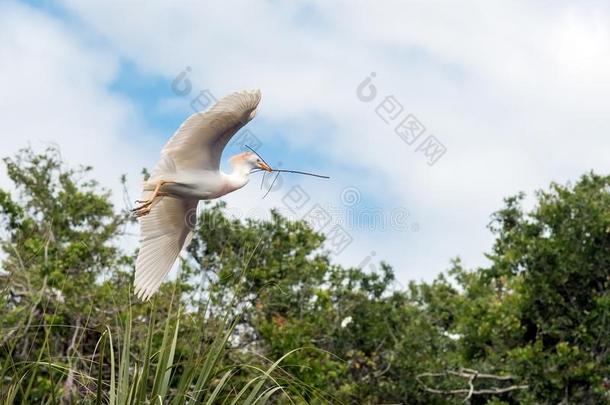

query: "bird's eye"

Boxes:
[256, 159, 261, 163]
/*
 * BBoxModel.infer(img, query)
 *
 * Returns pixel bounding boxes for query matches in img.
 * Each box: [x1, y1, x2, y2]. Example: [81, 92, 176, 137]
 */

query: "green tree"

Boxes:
[485, 174, 610, 402]
[1, 146, 608, 404]
[413, 174, 610, 403]
[0, 147, 134, 401]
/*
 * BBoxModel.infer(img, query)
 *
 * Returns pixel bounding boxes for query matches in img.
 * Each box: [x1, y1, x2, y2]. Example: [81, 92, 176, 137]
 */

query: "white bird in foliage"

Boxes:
[133, 90, 271, 300]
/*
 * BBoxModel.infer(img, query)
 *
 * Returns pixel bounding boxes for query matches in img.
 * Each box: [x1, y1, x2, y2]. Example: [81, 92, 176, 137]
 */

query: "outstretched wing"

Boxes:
[134, 196, 198, 300]
[156, 89, 261, 174]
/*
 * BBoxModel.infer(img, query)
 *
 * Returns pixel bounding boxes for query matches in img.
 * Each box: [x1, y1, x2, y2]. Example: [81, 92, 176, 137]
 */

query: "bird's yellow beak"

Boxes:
[257, 162, 273, 172]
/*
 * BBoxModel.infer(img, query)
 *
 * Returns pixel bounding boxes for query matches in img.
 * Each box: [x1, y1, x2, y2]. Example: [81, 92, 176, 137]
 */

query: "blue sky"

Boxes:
[1, 0, 609, 286]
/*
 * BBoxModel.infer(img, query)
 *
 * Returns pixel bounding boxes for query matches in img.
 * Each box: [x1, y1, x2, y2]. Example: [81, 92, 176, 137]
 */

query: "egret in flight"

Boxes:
[133, 90, 271, 300]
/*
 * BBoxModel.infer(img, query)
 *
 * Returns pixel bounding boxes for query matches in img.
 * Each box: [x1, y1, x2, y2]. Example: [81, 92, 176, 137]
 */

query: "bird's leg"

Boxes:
[135, 192, 172, 203]
[138, 181, 163, 205]
[132, 193, 171, 217]
[132, 181, 174, 217]
[134, 181, 174, 206]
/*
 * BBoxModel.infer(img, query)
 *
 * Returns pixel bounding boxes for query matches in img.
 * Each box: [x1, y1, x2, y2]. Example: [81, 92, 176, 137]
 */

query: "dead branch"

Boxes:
[416, 367, 528, 402]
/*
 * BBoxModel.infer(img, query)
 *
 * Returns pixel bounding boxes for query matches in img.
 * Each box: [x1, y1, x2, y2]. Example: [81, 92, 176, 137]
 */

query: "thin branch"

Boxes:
[464, 371, 477, 402]
[262, 172, 280, 199]
[416, 368, 528, 400]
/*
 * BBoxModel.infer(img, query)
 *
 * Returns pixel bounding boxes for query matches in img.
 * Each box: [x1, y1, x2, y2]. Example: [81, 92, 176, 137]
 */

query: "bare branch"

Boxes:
[416, 368, 528, 401]
[464, 370, 477, 402]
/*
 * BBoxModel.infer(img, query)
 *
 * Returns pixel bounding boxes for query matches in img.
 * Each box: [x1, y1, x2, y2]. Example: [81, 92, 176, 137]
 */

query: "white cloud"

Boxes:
[0, 1, 155, 209]
[4, 1, 610, 284]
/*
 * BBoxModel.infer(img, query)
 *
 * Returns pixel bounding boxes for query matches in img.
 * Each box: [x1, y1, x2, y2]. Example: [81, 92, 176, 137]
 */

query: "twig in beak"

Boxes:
[245, 145, 330, 197]
[267, 169, 329, 179]
[251, 168, 330, 179]
[263, 171, 281, 199]
[245, 145, 271, 167]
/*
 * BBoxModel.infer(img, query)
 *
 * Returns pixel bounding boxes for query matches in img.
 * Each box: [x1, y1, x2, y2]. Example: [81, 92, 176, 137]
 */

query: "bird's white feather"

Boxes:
[154, 89, 261, 175]
[134, 89, 262, 300]
[134, 195, 197, 300]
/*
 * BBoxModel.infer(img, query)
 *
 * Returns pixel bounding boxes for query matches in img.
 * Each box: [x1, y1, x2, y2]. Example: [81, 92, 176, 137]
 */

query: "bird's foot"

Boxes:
[132, 181, 174, 218]
[132, 205, 152, 218]
[132, 199, 154, 210]
[131, 199, 153, 218]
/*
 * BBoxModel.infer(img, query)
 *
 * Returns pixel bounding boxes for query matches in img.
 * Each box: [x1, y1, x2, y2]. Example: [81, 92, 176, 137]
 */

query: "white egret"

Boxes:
[133, 89, 271, 300]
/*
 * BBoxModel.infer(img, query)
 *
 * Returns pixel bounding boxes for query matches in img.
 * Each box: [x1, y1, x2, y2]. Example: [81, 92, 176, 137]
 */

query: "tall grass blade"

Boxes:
[243, 348, 301, 404]
[255, 385, 285, 404]
[203, 368, 235, 405]
[188, 316, 237, 403]
[95, 329, 108, 405]
[228, 376, 263, 405]
[106, 326, 116, 405]
[160, 306, 180, 398]
[151, 305, 180, 399]
[136, 306, 156, 404]
[118, 308, 132, 404]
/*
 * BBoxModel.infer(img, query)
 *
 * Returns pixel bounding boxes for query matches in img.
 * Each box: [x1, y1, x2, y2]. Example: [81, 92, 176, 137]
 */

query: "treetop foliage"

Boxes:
[0, 146, 608, 403]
